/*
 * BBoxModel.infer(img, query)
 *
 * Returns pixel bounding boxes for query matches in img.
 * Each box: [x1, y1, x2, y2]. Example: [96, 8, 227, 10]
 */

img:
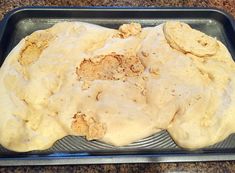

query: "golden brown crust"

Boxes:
[18, 30, 55, 66]
[76, 52, 145, 80]
[71, 112, 106, 140]
[113, 23, 142, 39]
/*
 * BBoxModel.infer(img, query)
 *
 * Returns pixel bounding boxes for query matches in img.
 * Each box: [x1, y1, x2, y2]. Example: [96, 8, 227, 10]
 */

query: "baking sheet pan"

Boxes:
[0, 7, 235, 166]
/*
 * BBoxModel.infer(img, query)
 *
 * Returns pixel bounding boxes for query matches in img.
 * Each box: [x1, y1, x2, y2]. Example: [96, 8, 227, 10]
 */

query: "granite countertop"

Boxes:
[0, 0, 235, 172]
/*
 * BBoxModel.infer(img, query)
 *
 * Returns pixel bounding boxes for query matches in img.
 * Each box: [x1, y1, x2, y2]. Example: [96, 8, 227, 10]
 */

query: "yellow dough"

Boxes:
[0, 21, 235, 151]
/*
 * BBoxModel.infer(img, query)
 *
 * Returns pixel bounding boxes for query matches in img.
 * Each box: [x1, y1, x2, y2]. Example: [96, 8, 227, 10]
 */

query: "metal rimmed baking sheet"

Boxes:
[0, 7, 235, 165]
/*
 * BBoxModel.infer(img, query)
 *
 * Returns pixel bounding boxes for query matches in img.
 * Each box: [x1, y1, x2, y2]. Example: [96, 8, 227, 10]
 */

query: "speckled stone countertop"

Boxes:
[0, 0, 235, 172]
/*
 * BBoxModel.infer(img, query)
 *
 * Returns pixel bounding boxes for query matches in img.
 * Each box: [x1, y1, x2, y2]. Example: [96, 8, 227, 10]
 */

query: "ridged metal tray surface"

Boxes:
[0, 7, 235, 166]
